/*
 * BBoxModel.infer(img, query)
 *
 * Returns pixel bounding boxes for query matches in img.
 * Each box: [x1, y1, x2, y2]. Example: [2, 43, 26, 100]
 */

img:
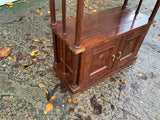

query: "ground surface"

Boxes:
[0, 0, 160, 120]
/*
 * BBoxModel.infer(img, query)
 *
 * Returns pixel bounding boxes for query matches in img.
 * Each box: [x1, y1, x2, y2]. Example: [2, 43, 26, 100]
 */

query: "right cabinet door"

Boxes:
[114, 30, 146, 68]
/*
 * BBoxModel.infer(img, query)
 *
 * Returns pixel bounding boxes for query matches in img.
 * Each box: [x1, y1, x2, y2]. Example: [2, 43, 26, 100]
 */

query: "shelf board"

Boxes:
[52, 6, 149, 52]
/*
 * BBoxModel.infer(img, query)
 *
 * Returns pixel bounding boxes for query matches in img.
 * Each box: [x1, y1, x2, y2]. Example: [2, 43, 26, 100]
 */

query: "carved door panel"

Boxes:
[114, 32, 145, 68]
[81, 38, 121, 84]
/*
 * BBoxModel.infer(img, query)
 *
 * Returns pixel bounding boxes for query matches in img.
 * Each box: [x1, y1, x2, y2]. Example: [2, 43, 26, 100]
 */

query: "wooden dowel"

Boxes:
[135, 0, 143, 14]
[75, 0, 85, 49]
[52, 33, 58, 64]
[62, 0, 67, 35]
[50, 0, 57, 26]
[149, 0, 160, 21]
[122, 0, 128, 8]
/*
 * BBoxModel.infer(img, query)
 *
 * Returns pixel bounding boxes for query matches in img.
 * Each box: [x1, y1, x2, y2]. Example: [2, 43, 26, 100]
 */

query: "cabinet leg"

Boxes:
[71, 54, 80, 89]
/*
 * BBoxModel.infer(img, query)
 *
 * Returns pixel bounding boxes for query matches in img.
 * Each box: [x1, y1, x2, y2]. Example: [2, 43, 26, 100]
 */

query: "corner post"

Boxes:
[74, 0, 85, 49]
[149, 0, 160, 21]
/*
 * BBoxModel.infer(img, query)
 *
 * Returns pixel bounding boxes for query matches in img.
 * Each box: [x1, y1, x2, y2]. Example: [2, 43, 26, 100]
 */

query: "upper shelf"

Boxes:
[52, 7, 149, 51]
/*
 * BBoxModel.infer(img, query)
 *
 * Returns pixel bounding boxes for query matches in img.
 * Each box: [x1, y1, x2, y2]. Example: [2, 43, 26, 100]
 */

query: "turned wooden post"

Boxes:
[62, 0, 67, 35]
[50, 0, 58, 64]
[50, 0, 57, 25]
[75, 0, 85, 49]
[122, 0, 128, 8]
[149, 0, 160, 21]
[135, 0, 143, 14]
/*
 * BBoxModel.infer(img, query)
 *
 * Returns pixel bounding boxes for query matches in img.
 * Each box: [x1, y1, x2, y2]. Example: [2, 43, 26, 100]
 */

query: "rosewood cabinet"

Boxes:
[49, 0, 160, 95]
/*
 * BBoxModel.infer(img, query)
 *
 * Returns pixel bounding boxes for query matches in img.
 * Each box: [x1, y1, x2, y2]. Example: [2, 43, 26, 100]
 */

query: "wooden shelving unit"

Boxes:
[49, 0, 160, 95]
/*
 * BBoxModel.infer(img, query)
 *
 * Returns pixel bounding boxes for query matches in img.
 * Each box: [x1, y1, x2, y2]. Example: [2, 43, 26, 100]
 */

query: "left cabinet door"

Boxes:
[81, 38, 121, 84]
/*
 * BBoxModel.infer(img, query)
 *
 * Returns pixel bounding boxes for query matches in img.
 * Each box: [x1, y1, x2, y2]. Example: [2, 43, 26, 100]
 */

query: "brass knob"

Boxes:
[112, 55, 115, 61]
[119, 52, 122, 59]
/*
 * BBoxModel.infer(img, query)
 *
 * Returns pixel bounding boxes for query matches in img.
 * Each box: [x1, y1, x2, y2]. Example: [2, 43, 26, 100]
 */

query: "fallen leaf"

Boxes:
[153, 24, 156, 27]
[69, 108, 75, 112]
[25, 33, 31, 37]
[7, 82, 12, 86]
[12, 56, 16, 61]
[8, 44, 13, 47]
[91, 9, 97, 13]
[17, 52, 23, 60]
[2, 64, 6, 67]
[48, 11, 50, 14]
[40, 12, 43, 16]
[33, 39, 39, 42]
[50, 96, 56, 101]
[68, 1, 71, 4]
[117, 4, 120, 6]
[120, 79, 126, 84]
[25, 114, 29, 117]
[86, 115, 92, 120]
[138, 73, 143, 77]
[0, 48, 11, 58]
[39, 83, 46, 88]
[42, 41, 46, 44]
[23, 63, 30, 68]
[68, 98, 71, 103]
[6, 2, 13, 6]
[8, 57, 12, 60]
[30, 50, 39, 56]
[6, 101, 11, 106]
[37, 9, 39, 12]
[44, 103, 53, 114]
[9, 96, 13, 99]
[73, 100, 77, 104]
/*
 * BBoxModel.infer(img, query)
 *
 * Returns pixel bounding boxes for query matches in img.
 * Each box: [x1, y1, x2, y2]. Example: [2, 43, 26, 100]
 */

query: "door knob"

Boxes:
[112, 55, 115, 61]
[118, 52, 122, 59]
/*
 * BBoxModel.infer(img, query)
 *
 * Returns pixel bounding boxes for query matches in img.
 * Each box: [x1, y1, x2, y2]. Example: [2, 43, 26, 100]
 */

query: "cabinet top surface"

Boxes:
[52, 7, 149, 51]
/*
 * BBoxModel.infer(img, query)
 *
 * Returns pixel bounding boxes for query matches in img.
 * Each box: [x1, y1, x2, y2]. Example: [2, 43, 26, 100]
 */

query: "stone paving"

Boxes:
[0, 0, 160, 120]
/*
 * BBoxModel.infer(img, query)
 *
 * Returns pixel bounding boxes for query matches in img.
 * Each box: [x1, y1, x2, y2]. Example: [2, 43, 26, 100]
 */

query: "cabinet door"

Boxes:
[81, 38, 121, 84]
[114, 31, 145, 68]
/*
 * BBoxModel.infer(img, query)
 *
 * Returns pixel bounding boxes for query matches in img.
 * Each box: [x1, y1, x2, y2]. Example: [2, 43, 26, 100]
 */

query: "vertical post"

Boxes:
[50, 0, 58, 64]
[63, 42, 66, 74]
[50, 0, 57, 26]
[122, 0, 128, 8]
[52, 33, 58, 64]
[135, 0, 143, 14]
[75, 0, 85, 49]
[62, 0, 67, 35]
[71, 54, 80, 88]
[149, 0, 160, 21]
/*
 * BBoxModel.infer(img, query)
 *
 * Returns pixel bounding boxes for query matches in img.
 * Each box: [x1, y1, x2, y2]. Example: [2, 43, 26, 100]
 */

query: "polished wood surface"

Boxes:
[50, 0, 160, 95]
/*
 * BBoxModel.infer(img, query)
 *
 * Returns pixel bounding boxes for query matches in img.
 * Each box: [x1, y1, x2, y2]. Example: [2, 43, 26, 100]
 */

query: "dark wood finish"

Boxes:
[62, 0, 67, 35]
[50, 0, 160, 95]
[75, 0, 85, 48]
[135, 0, 143, 14]
[50, 0, 56, 26]
[149, 0, 160, 21]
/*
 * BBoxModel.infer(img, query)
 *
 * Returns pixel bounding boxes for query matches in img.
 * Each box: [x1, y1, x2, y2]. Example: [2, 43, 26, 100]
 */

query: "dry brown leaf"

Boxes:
[39, 84, 46, 88]
[68, 98, 71, 103]
[44, 103, 53, 114]
[50, 96, 56, 101]
[0, 48, 11, 58]
[120, 79, 126, 84]
[73, 100, 77, 104]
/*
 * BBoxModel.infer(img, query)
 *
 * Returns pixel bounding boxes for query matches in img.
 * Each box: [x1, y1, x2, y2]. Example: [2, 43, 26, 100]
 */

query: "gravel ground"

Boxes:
[0, 0, 160, 120]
